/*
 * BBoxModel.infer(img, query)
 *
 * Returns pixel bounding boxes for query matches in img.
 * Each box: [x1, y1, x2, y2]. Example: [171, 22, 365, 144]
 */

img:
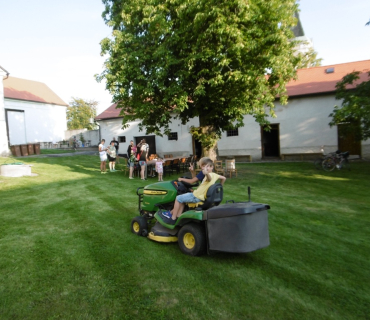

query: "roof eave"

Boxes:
[5, 96, 68, 107]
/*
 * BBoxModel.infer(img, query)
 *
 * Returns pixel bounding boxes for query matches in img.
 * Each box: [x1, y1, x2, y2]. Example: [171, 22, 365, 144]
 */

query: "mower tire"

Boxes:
[178, 223, 207, 256]
[131, 216, 148, 237]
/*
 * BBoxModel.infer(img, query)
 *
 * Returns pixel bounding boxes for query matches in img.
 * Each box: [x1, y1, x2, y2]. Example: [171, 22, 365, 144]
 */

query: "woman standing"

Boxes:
[137, 139, 149, 180]
[99, 139, 108, 174]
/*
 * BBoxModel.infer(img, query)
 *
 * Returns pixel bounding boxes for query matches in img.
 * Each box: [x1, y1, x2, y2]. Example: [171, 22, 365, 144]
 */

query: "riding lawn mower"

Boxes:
[131, 179, 270, 256]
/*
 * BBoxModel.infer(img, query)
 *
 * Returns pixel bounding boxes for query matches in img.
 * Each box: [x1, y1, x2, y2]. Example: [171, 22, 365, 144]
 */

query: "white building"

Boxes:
[95, 60, 370, 161]
[0, 74, 68, 156]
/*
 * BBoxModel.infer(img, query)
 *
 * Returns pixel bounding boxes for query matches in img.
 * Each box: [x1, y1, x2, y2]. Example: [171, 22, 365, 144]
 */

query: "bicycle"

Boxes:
[313, 146, 332, 170]
[322, 151, 350, 172]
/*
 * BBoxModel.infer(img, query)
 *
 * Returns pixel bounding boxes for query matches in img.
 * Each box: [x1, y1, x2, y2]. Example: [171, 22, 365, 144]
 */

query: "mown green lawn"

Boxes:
[0, 156, 369, 320]
[40, 149, 77, 154]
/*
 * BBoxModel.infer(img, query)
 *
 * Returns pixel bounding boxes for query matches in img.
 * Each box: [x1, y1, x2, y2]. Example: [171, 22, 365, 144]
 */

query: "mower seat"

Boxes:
[187, 183, 223, 211]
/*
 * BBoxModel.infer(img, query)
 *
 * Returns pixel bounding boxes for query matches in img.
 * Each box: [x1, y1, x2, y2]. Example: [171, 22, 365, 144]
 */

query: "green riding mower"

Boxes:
[131, 180, 270, 256]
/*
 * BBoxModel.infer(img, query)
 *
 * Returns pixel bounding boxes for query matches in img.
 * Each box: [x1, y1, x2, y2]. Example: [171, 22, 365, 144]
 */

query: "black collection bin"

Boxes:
[205, 202, 270, 253]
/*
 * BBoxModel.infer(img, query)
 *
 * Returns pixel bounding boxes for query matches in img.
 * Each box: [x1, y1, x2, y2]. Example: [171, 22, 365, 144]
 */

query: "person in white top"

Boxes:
[99, 139, 108, 174]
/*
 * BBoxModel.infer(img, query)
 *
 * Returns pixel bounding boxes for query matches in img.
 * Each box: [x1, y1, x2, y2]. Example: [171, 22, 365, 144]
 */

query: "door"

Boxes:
[261, 124, 280, 158]
[192, 137, 202, 159]
[135, 135, 156, 156]
[6, 109, 27, 145]
[337, 124, 361, 156]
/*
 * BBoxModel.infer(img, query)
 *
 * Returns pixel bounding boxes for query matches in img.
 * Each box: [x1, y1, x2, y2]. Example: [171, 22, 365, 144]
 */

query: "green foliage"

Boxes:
[67, 97, 98, 130]
[296, 46, 323, 69]
[97, 0, 301, 152]
[329, 71, 370, 141]
[79, 133, 86, 143]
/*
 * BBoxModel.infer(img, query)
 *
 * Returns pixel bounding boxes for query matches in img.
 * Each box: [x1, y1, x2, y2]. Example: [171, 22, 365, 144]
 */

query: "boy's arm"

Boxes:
[218, 175, 226, 185]
[178, 176, 199, 184]
[189, 163, 196, 178]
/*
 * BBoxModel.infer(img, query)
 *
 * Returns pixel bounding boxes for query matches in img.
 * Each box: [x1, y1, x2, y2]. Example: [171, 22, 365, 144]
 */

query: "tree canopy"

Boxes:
[296, 46, 322, 69]
[67, 97, 98, 130]
[329, 71, 370, 141]
[97, 0, 300, 155]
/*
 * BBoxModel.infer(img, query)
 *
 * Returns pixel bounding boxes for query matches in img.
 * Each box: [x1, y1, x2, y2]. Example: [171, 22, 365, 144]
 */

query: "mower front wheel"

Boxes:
[131, 216, 148, 237]
[178, 223, 207, 256]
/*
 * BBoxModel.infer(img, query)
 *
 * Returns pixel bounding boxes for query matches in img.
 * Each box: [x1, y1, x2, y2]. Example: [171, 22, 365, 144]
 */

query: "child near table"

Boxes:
[155, 157, 164, 182]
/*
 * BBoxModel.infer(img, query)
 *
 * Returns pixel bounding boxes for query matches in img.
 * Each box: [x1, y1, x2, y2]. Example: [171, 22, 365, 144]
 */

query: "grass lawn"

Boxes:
[40, 149, 77, 154]
[0, 156, 369, 319]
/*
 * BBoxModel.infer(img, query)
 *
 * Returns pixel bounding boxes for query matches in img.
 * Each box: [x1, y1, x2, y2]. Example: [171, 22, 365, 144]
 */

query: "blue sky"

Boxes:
[0, 0, 369, 114]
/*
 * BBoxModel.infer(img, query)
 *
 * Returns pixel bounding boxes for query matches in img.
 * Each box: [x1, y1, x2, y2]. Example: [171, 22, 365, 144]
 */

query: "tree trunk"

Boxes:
[191, 115, 220, 161]
[202, 141, 218, 161]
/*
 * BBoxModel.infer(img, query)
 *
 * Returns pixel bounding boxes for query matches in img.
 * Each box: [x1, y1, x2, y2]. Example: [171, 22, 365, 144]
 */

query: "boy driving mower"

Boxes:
[160, 159, 226, 224]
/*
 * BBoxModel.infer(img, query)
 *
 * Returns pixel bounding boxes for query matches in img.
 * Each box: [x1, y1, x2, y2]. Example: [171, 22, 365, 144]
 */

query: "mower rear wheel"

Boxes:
[178, 223, 206, 256]
[131, 216, 148, 237]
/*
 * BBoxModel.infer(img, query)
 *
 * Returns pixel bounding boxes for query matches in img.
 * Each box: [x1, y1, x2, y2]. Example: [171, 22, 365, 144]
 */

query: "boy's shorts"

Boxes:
[176, 192, 201, 204]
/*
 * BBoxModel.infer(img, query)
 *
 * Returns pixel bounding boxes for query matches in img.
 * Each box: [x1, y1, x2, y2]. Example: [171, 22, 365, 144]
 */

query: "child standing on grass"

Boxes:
[107, 141, 117, 172]
[155, 157, 164, 182]
[128, 151, 137, 179]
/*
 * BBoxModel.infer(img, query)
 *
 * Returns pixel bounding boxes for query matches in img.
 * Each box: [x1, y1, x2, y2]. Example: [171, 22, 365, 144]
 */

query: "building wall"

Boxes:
[98, 117, 199, 156]
[98, 93, 370, 160]
[65, 129, 100, 146]
[0, 73, 10, 156]
[218, 94, 370, 160]
[5, 99, 67, 144]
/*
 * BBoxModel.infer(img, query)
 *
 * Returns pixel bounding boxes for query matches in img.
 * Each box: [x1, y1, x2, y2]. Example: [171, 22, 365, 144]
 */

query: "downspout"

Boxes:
[0, 65, 10, 80]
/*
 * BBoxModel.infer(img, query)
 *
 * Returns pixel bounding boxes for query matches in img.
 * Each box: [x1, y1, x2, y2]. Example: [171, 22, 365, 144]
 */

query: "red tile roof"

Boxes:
[286, 60, 370, 97]
[96, 60, 370, 120]
[3, 76, 68, 106]
[95, 102, 121, 120]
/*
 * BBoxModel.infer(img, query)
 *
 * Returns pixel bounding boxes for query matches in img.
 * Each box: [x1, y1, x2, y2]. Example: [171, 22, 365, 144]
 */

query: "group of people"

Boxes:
[127, 139, 150, 180]
[126, 139, 166, 181]
[98, 137, 119, 173]
[99, 137, 157, 180]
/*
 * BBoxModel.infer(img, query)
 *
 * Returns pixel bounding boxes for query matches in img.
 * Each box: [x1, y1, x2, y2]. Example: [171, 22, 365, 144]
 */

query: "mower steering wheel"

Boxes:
[178, 179, 199, 189]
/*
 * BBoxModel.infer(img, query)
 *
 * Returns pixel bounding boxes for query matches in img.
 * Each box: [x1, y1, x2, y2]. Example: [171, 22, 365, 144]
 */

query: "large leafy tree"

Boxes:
[67, 97, 98, 130]
[329, 71, 370, 141]
[97, 0, 300, 157]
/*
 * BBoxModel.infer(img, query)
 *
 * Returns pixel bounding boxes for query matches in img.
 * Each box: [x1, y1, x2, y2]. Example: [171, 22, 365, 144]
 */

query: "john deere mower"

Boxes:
[131, 180, 270, 256]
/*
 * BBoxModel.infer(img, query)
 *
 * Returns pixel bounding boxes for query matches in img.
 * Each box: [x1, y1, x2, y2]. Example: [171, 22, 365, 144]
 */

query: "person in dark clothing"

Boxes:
[110, 137, 120, 163]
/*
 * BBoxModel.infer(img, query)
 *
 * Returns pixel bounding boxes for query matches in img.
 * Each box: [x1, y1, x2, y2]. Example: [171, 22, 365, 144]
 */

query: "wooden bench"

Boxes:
[281, 153, 322, 161]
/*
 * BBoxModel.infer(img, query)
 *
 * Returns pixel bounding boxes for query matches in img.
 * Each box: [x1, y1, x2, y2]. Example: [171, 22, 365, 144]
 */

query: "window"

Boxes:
[226, 128, 239, 137]
[119, 136, 126, 143]
[168, 132, 178, 141]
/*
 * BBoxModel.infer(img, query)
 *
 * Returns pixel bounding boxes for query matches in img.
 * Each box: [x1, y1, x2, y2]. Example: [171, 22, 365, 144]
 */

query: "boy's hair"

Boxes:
[198, 157, 210, 167]
[200, 158, 213, 167]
